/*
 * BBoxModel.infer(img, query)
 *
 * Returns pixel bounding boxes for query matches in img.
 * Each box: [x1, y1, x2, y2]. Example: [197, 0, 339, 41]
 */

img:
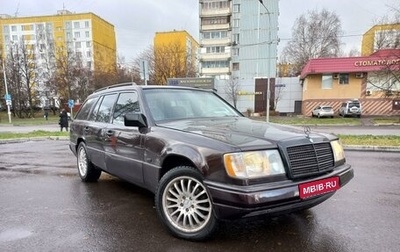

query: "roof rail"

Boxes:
[94, 82, 137, 93]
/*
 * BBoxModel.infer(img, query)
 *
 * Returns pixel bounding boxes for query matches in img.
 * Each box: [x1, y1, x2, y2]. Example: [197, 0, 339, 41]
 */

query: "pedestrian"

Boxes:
[44, 110, 49, 120]
[59, 109, 69, 132]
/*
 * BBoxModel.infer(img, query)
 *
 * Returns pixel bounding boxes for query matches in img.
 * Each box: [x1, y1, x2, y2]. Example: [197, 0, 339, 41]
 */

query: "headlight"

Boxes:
[331, 140, 346, 162]
[224, 150, 285, 179]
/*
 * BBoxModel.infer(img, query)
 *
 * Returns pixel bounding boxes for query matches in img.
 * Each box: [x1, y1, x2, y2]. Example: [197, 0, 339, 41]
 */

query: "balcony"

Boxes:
[201, 23, 230, 31]
[201, 67, 230, 75]
[201, 37, 231, 46]
[200, 52, 231, 61]
[200, 7, 231, 17]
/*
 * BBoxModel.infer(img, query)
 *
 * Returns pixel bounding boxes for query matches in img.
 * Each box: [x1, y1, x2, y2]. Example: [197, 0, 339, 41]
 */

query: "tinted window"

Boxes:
[75, 97, 97, 120]
[88, 96, 103, 121]
[348, 102, 360, 108]
[95, 94, 118, 123]
[112, 92, 140, 125]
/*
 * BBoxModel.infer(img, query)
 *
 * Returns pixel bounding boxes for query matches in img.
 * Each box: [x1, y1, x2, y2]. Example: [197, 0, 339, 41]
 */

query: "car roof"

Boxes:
[90, 82, 215, 97]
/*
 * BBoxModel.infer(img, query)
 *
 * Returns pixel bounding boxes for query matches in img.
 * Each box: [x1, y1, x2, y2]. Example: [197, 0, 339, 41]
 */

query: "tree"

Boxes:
[224, 77, 240, 108]
[5, 39, 38, 118]
[282, 9, 343, 75]
[133, 46, 155, 85]
[273, 85, 285, 111]
[153, 40, 197, 85]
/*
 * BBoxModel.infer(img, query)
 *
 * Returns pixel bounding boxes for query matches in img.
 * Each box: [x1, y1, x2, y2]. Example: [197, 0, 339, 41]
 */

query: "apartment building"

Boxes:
[0, 10, 116, 107]
[361, 23, 400, 56]
[154, 30, 199, 84]
[198, 0, 279, 112]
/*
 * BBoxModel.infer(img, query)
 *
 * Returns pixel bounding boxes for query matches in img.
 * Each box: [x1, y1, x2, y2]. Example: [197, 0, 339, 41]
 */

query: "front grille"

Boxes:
[286, 143, 334, 179]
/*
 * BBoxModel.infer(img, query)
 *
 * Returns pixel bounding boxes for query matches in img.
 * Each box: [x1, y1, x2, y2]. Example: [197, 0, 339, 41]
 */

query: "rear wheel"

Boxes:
[77, 142, 101, 182]
[155, 166, 218, 241]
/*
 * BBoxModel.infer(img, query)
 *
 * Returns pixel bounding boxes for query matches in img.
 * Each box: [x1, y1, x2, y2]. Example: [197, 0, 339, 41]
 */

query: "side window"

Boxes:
[75, 97, 97, 120]
[88, 96, 103, 121]
[95, 94, 118, 123]
[112, 92, 140, 125]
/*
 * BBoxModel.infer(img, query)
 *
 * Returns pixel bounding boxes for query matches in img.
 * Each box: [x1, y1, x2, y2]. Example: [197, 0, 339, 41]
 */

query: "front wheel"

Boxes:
[155, 166, 218, 241]
[77, 142, 102, 182]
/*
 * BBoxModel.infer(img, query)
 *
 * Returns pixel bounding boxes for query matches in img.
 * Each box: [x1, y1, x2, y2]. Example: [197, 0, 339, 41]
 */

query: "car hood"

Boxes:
[158, 117, 332, 150]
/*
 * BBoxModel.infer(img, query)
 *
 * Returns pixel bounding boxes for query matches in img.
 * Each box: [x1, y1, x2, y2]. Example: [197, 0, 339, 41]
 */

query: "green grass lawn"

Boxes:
[269, 116, 362, 125]
[338, 134, 400, 146]
[0, 130, 69, 140]
[0, 112, 60, 125]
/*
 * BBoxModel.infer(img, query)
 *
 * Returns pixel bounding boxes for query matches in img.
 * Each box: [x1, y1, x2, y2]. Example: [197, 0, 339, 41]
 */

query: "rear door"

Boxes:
[104, 91, 145, 184]
[85, 94, 118, 170]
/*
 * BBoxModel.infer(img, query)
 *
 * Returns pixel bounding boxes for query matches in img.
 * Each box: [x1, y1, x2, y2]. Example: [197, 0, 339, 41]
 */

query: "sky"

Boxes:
[0, 0, 397, 63]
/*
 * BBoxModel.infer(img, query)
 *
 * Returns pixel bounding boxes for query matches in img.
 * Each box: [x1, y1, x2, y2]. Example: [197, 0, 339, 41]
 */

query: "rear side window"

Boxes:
[112, 92, 139, 125]
[75, 97, 97, 120]
[95, 94, 118, 123]
[349, 102, 360, 108]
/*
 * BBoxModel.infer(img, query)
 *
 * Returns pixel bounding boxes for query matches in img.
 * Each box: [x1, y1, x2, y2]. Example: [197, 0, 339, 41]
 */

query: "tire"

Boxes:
[155, 166, 218, 241]
[317, 114, 321, 118]
[77, 142, 102, 182]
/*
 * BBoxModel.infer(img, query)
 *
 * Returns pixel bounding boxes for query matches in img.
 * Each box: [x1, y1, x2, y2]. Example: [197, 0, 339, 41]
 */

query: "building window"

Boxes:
[85, 31, 90, 38]
[339, 73, 349, 84]
[232, 48, 239, 56]
[233, 33, 240, 44]
[206, 46, 225, 53]
[203, 61, 229, 68]
[86, 51, 92, 57]
[75, 42, 82, 48]
[74, 22, 80, 29]
[232, 62, 240, 71]
[11, 25, 17, 32]
[233, 4, 240, 13]
[233, 19, 240, 28]
[65, 22, 71, 29]
[322, 74, 333, 89]
[12, 35, 18, 41]
[86, 41, 91, 47]
[74, 32, 80, 38]
[85, 21, 90, 28]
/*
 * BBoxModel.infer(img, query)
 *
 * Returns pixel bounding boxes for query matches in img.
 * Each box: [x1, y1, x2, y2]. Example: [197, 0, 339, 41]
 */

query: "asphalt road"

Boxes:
[0, 139, 399, 251]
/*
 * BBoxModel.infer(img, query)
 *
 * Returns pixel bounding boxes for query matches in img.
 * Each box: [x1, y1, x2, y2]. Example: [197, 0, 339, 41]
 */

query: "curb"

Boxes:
[344, 145, 400, 152]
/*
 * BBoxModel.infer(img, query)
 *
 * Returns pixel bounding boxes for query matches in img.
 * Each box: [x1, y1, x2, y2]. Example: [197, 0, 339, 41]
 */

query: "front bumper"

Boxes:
[205, 164, 353, 219]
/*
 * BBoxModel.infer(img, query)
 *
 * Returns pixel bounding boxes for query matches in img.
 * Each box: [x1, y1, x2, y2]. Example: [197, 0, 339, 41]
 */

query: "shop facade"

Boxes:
[300, 49, 400, 116]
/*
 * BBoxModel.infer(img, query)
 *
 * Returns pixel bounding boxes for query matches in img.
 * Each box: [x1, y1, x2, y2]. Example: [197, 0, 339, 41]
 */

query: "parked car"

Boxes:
[69, 83, 354, 241]
[339, 99, 362, 117]
[312, 105, 335, 118]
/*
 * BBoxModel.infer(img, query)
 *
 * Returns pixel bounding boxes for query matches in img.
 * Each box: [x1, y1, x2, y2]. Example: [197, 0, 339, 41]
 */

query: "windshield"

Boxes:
[143, 88, 242, 122]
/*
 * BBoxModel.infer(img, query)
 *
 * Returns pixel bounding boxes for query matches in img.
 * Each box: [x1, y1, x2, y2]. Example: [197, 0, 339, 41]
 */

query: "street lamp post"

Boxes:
[258, 0, 272, 123]
[2, 59, 12, 124]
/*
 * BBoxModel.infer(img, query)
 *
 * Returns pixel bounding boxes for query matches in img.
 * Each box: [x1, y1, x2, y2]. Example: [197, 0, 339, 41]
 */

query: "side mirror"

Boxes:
[124, 112, 148, 128]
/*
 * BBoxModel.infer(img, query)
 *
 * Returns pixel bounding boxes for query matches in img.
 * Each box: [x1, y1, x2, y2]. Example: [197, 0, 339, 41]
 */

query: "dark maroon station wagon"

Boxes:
[69, 83, 354, 241]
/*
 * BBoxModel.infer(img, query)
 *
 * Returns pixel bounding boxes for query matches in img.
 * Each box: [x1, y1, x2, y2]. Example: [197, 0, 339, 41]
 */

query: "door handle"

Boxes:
[106, 130, 114, 137]
[83, 126, 89, 134]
